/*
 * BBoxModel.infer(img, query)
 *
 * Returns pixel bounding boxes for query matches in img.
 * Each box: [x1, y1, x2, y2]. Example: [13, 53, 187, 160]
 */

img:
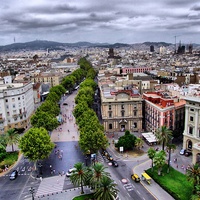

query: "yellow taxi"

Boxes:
[131, 174, 140, 182]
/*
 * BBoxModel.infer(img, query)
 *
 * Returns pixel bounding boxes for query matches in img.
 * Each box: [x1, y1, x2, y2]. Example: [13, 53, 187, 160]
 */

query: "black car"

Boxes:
[185, 151, 192, 157]
[112, 160, 118, 167]
[63, 103, 68, 105]
[10, 170, 18, 180]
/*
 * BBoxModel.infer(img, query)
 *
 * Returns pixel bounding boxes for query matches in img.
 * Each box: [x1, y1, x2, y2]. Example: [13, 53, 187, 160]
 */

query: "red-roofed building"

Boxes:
[143, 92, 185, 135]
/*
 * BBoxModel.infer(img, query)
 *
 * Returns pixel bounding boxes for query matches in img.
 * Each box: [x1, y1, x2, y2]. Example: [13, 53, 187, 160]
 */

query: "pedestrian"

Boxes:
[176, 164, 178, 168]
[40, 177, 43, 181]
[53, 169, 56, 174]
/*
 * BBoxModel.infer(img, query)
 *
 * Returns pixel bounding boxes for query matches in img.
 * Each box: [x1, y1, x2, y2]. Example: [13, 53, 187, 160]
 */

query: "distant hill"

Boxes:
[142, 42, 172, 47]
[0, 40, 199, 52]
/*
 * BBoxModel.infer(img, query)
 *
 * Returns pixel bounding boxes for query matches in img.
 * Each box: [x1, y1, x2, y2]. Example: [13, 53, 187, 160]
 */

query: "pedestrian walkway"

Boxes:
[36, 175, 66, 198]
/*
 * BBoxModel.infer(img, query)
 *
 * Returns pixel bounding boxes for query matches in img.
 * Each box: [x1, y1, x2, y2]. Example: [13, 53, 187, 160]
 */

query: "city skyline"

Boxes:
[0, 0, 200, 45]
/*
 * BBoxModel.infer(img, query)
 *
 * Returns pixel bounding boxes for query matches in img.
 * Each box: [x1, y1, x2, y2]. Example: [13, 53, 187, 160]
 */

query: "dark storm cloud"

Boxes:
[0, 0, 200, 45]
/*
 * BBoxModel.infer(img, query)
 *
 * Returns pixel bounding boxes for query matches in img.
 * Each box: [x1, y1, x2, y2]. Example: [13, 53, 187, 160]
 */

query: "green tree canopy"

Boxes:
[88, 163, 110, 189]
[37, 100, 60, 117]
[186, 164, 200, 194]
[73, 101, 89, 119]
[70, 162, 88, 194]
[5, 128, 20, 152]
[49, 85, 66, 97]
[45, 91, 60, 103]
[19, 127, 54, 162]
[147, 147, 156, 170]
[153, 150, 166, 175]
[79, 128, 108, 154]
[80, 79, 97, 91]
[155, 126, 172, 150]
[31, 111, 59, 131]
[94, 176, 118, 200]
[115, 130, 136, 151]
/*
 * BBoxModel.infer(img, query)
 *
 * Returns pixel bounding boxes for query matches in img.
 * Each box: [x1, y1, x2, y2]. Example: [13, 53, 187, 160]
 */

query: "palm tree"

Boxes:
[5, 129, 20, 152]
[89, 163, 110, 190]
[153, 150, 166, 175]
[186, 164, 200, 194]
[70, 162, 88, 194]
[147, 147, 156, 171]
[155, 126, 172, 151]
[166, 141, 176, 173]
[94, 176, 119, 200]
[135, 138, 144, 150]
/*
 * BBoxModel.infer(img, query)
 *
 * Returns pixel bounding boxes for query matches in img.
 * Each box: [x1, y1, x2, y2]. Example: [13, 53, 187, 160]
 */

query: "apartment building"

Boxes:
[143, 91, 185, 134]
[183, 97, 200, 164]
[31, 72, 64, 87]
[100, 87, 143, 133]
[0, 81, 34, 134]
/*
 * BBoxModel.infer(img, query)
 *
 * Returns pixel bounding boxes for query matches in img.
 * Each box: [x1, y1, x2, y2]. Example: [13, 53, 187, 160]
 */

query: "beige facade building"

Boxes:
[183, 97, 200, 164]
[100, 89, 143, 133]
[31, 72, 64, 87]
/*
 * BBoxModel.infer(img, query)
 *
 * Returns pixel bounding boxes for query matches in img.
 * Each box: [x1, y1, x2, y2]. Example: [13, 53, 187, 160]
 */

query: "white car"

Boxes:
[66, 168, 76, 177]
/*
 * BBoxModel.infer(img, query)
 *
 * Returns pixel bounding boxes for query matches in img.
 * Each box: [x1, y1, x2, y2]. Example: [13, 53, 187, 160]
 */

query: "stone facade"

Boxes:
[183, 97, 200, 164]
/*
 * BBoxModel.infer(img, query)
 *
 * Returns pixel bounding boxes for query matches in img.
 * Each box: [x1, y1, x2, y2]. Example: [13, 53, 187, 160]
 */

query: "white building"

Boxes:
[0, 81, 34, 133]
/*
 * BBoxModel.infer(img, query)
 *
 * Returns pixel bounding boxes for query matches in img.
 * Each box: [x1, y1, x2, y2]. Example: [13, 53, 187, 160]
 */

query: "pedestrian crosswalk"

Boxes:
[4, 164, 33, 176]
[36, 175, 65, 197]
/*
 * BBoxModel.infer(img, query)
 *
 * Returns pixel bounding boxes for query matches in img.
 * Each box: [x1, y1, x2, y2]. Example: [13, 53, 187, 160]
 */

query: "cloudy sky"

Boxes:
[0, 0, 200, 45]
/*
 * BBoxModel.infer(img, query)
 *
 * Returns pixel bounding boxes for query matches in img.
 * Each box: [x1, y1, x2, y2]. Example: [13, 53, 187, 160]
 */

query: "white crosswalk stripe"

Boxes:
[36, 175, 65, 197]
[123, 183, 134, 192]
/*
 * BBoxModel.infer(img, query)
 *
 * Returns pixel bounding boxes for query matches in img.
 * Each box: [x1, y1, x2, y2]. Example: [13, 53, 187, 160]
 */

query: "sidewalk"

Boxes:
[133, 160, 175, 200]
[27, 186, 93, 200]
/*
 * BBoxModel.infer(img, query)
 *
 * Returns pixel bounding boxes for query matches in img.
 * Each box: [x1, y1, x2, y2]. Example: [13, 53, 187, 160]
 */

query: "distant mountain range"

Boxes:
[0, 40, 199, 52]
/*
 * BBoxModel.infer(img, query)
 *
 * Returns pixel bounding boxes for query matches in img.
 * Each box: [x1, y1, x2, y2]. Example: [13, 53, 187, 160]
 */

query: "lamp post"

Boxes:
[29, 187, 35, 200]
[85, 156, 88, 166]
[38, 162, 42, 175]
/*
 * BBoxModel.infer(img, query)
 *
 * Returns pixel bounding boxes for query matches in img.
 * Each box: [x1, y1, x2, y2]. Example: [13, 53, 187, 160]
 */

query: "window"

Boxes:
[190, 116, 194, 122]
[121, 110, 125, 117]
[109, 112, 112, 118]
[5, 99, 8, 102]
[109, 124, 112, 129]
[7, 112, 10, 116]
[121, 104, 124, 109]
[134, 111, 137, 116]
[18, 97, 20, 100]
[13, 104, 16, 108]
[12, 98, 15, 102]
[190, 108, 194, 112]
[133, 122, 137, 128]
[109, 105, 112, 110]
[189, 127, 193, 135]
[198, 130, 200, 138]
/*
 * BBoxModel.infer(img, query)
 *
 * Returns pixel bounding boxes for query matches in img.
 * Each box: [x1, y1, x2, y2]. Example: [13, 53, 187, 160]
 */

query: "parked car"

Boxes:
[63, 103, 68, 105]
[66, 168, 76, 177]
[112, 160, 118, 167]
[10, 170, 18, 180]
[180, 149, 186, 155]
[131, 174, 140, 182]
[185, 151, 192, 157]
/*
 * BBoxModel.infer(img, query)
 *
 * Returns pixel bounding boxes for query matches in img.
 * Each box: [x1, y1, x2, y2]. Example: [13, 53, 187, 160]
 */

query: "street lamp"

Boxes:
[85, 156, 88, 166]
[29, 187, 35, 200]
[38, 162, 43, 175]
